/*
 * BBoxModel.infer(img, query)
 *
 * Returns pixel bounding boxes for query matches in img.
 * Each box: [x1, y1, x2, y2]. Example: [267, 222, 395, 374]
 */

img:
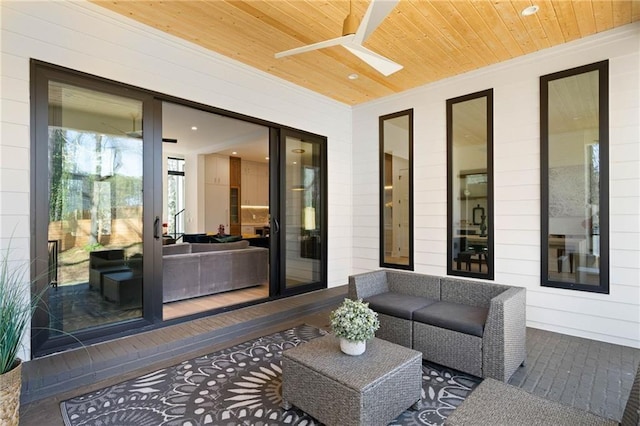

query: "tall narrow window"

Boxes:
[541, 61, 609, 293]
[379, 109, 413, 270]
[447, 89, 493, 279]
[167, 157, 185, 238]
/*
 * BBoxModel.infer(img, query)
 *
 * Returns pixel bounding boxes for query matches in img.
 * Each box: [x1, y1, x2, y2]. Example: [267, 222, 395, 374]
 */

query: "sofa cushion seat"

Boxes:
[414, 301, 488, 337]
[365, 292, 438, 320]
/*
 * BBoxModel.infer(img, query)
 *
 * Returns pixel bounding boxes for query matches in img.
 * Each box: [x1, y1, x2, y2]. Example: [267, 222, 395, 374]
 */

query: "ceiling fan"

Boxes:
[103, 118, 177, 143]
[274, 0, 402, 77]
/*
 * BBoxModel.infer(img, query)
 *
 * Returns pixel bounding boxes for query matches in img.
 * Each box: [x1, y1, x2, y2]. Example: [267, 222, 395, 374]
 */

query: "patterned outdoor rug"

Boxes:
[61, 324, 481, 426]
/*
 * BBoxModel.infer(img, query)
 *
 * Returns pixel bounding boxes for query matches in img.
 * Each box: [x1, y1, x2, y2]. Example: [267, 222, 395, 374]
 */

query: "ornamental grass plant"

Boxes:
[0, 239, 35, 426]
[0, 244, 33, 375]
[330, 298, 380, 342]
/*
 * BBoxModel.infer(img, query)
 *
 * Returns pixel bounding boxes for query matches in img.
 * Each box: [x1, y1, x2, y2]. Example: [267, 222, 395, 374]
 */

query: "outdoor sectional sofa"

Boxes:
[445, 364, 640, 425]
[348, 269, 526, 382]
[162, 241, 268, 303]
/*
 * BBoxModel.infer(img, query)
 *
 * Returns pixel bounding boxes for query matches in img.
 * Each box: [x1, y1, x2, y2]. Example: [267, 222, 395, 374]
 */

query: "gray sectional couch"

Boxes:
[162, 241, 268, 303]
[348, 269, 526, 382]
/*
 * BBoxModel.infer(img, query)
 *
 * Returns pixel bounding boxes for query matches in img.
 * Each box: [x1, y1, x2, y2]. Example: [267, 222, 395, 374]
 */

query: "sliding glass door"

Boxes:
[31, 63, 159, 354]
[31, 62, 328, 356]
[276, 130, 326, 294]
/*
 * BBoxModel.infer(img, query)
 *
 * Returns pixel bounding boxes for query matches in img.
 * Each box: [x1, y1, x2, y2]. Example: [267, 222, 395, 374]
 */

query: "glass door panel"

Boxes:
[46, 81, 144, 335]
[160, 101, 271, 319]
[282, 135, 323, 290]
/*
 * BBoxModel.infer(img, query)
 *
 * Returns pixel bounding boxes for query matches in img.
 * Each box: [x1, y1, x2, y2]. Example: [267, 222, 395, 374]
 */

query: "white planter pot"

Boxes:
[339, 338, 366, 356]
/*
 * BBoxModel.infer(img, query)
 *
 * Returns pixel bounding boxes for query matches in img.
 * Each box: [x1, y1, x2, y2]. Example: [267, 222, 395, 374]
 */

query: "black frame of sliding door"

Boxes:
[272, 128, 327, 297]
[30, 60, 161, 356]
[29, 60, 329, 356]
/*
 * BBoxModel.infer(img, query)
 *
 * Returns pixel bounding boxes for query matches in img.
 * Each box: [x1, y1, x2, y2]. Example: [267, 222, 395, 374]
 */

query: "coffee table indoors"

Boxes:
[281, 334, 422, 426]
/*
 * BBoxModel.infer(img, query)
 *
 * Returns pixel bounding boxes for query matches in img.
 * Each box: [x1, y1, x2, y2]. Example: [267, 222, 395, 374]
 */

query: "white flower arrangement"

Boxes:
[329, 298, 380, 342]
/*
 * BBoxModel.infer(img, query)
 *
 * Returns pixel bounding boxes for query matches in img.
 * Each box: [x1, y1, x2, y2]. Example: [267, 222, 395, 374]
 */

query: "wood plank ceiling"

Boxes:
[91, 1, 639, 106]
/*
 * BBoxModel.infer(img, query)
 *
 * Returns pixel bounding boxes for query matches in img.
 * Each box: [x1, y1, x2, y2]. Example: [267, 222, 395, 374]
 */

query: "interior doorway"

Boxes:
[161, 102, 271, 319]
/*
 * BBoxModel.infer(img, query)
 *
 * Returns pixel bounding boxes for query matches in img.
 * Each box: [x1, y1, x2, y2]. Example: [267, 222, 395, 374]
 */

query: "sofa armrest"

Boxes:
[622, 364, 640, 426]
[348, 271, 389, 300]
[483, 286, 527, 381]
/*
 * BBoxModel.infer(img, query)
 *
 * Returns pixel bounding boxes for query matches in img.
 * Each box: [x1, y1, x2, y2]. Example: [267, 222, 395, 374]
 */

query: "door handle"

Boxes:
[272, 218, 280, 234]
[154, 216, 160, 239]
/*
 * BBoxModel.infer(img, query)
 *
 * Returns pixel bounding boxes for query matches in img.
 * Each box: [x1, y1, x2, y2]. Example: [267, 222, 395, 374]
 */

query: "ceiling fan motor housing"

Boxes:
[342, 13, 359, 36]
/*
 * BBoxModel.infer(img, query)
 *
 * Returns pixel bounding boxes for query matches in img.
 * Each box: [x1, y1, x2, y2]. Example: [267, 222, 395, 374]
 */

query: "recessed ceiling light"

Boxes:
[521, 5, 539, 16]
[232, 151, 237, 155]
[191, 126, 198, 131]
[292, 148, 305, 154]
[265, 156, 269, 160]
[348, 73, 359, 80]
[293, 161, 297, 165]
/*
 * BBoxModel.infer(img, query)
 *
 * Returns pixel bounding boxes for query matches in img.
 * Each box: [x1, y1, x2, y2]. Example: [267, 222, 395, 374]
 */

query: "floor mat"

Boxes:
[61, 324, 481, 425]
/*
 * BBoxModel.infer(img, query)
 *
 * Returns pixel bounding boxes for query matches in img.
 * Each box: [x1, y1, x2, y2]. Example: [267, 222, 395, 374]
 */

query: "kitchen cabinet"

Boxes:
[241, 161, 269, 206]
[204, 154, 229, 185]
[229, 156, 241, 187]
[204, 154, 230, 233]
[204, 183, 229, 232]
[229, 157, 241, 235]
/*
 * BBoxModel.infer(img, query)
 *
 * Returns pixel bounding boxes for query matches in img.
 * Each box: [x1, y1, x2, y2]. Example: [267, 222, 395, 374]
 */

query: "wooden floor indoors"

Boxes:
[163, 284, 269, 320]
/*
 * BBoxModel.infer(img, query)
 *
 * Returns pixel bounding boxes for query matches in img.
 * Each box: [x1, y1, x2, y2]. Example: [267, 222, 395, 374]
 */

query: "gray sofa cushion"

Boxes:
[414, 301, 488, 337]
[162, 243, 192, 255]
[365, 292, 438, 320]
[190, 240, 249, 252]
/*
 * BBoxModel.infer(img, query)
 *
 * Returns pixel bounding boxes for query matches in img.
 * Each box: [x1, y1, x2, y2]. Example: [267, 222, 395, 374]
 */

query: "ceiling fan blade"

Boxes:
[275, 34, 355, 59]
[343, 44, 403, 76]
[353, 0, 400, 44]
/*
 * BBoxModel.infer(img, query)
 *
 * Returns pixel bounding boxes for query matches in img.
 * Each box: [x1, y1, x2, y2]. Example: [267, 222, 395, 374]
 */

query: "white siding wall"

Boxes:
[353, 23, 640, 349]
[0, 0, 352, 360]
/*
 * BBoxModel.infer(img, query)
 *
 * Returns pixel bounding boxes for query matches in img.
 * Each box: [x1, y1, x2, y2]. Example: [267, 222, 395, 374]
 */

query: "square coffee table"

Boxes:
[281, 334, 422, 426]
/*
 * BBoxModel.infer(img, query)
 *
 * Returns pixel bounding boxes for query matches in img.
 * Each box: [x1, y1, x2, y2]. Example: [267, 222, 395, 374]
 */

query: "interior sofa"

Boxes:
[348, 269, 526, 382]
[162, 241, 268, 303]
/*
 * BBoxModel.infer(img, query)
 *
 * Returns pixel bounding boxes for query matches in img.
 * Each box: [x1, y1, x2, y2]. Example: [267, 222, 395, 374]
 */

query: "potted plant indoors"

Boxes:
[0, 244, 33, 425]
[330, 298, 380, 356]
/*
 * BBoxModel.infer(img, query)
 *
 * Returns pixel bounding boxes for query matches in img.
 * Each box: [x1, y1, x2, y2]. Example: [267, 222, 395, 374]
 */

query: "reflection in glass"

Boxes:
[448, 91, 493, 278]
[542, 62, 608, 292]
[380, 110, 413, 269]
[285, 137, 321, 288]
[47, 81, 143, 335]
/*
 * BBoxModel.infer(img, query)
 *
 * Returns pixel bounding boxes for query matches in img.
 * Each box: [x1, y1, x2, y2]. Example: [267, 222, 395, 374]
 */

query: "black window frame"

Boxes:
[379, 109, 414, 271]
[446, 89, 494, 280]
[540, 60, 610, 294]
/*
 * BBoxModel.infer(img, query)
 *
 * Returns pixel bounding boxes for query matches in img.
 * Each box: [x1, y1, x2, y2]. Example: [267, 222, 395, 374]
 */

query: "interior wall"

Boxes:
[352, 23, 640, 349]
[0, 0, 352, 360]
